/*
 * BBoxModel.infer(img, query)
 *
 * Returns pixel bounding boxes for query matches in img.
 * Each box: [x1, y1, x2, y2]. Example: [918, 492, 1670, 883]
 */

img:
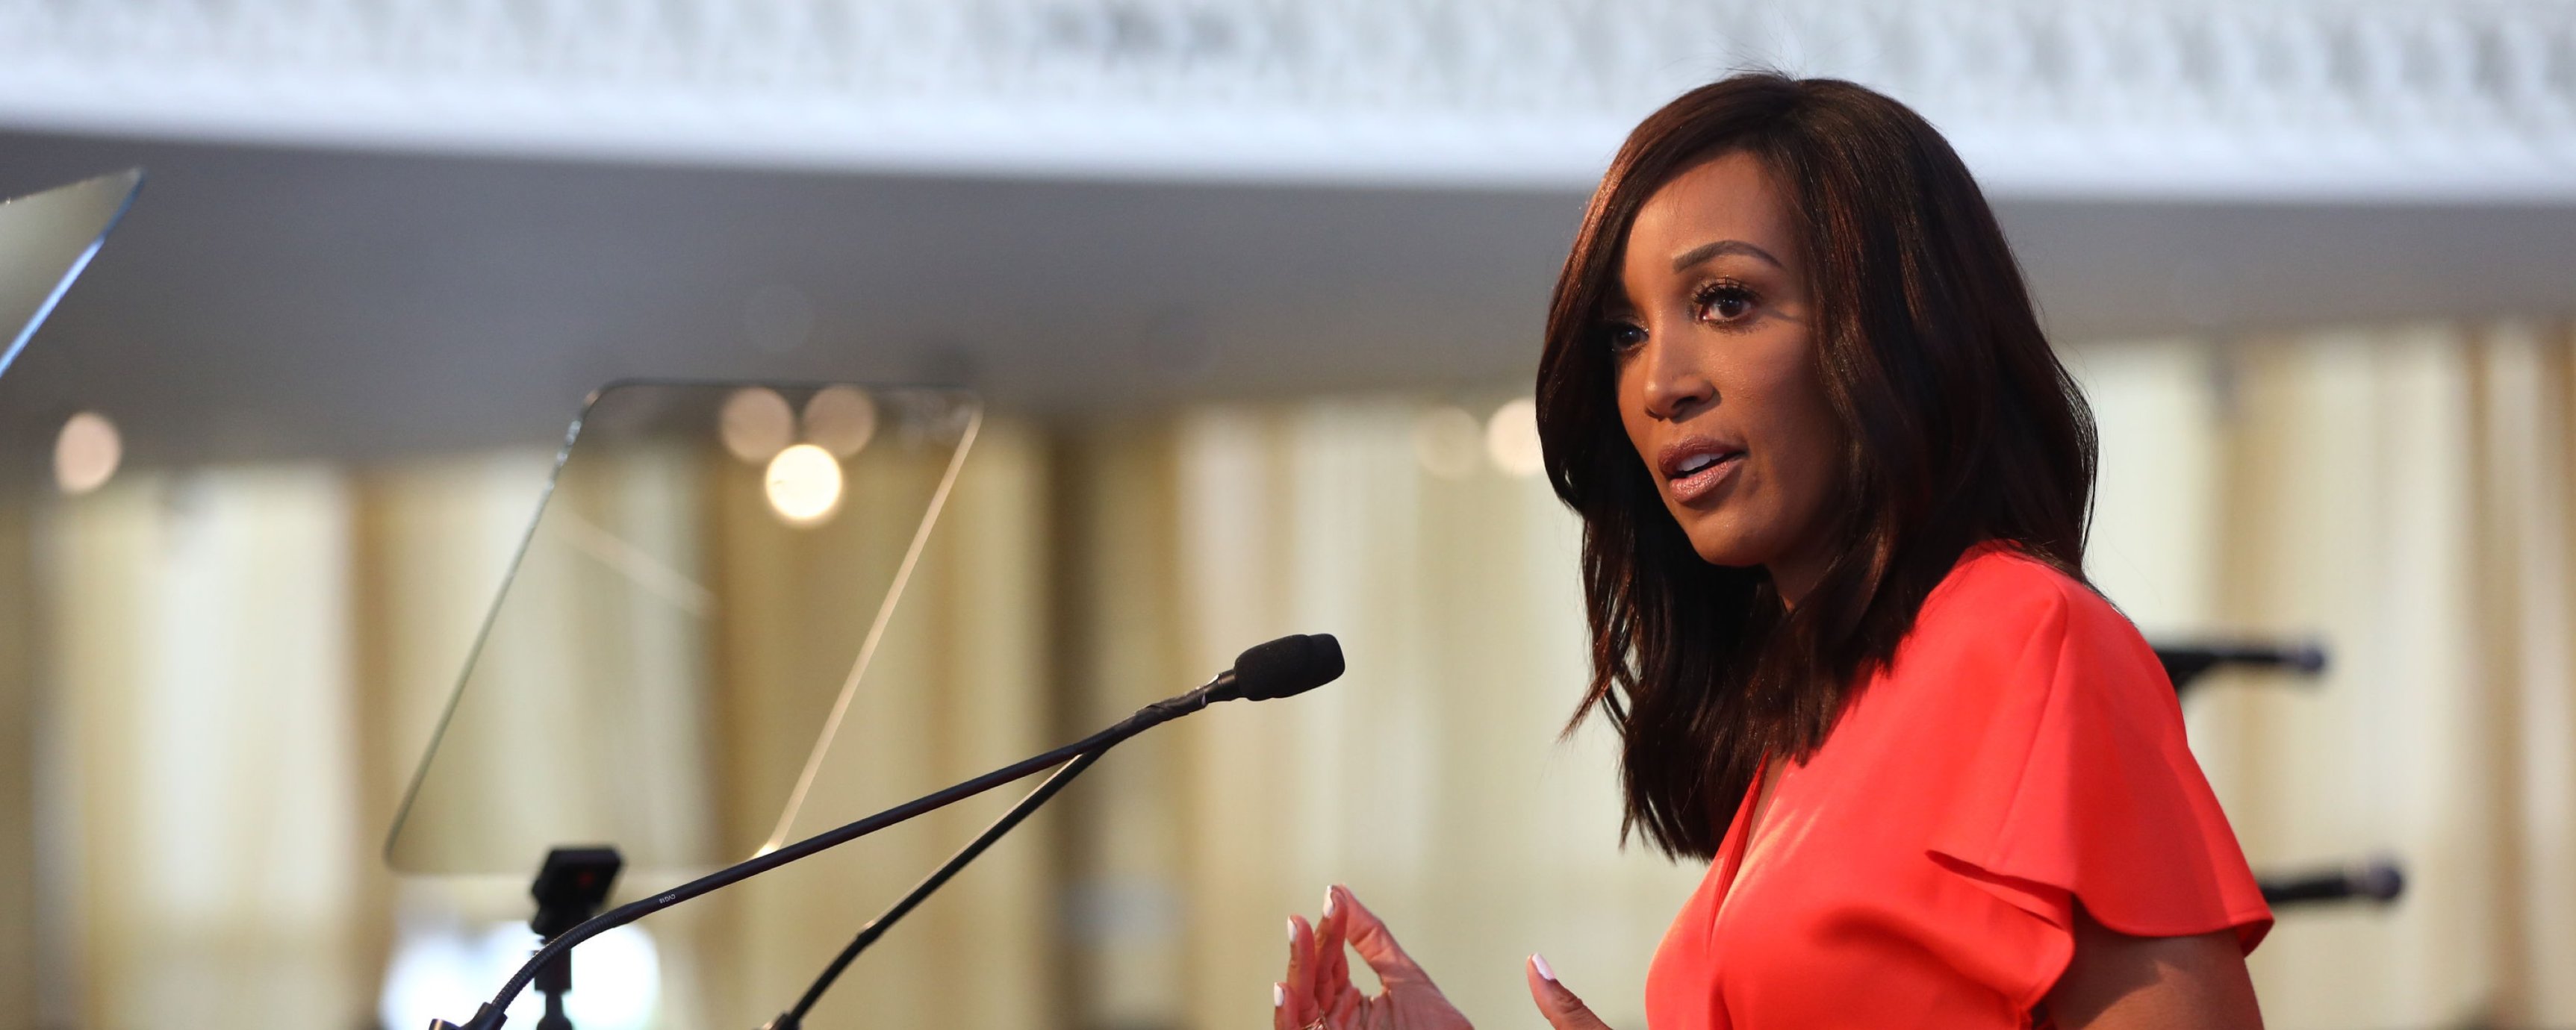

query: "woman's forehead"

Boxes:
[1626, 154, 1796, 263]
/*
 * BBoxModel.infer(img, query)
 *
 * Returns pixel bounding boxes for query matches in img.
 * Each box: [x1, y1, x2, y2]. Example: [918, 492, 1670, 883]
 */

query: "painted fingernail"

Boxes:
[1322, 886, 1337, 918]
[1531, 953, 1558, 983]
[1274, 983, 1285, 1008]
[1287, 917, 1298, 943]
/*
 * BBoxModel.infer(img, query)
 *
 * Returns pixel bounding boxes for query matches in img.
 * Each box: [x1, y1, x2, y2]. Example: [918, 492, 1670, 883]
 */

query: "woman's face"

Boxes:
[1608, 152, 1846, 602]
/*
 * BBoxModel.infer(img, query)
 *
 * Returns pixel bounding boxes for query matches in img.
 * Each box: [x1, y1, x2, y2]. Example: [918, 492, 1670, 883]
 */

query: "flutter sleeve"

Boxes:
[1923, 570, 2273, 1004]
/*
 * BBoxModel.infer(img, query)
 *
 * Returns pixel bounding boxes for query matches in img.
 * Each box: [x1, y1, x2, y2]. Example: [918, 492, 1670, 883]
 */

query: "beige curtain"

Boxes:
[34, 420, 1054, 1029]
[1060, 325, 2576, 1030]
[2074, 324, 2576, 1029]
[2210, 324, 2576, 1029]
[682, 416, 1057, 1029]
[0, 475, 47, 1028]
[22, 325, 2576, 1029]
[1054, 402, 1706, 1030]
[47, 466, 373, 1030]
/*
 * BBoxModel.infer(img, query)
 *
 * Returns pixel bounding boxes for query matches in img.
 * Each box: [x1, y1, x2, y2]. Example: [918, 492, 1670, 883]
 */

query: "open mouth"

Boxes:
[1661, 439, 1744, 503]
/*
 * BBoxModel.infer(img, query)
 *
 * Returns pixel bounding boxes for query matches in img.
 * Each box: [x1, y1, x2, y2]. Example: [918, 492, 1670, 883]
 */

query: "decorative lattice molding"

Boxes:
[1, 0, 2571, 197]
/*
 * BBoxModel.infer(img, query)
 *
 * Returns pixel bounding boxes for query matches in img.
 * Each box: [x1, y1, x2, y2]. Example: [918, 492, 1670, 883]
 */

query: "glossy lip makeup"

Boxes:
[1659, 435, 1745, 505]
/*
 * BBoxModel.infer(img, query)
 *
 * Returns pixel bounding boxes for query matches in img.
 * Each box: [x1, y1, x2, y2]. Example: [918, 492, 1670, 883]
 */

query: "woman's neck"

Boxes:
[1766, 543, 1834, 609]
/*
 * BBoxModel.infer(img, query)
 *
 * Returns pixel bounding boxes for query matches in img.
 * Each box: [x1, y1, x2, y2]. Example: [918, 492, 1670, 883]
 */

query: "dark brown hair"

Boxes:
[1535, 73, 2097, 860]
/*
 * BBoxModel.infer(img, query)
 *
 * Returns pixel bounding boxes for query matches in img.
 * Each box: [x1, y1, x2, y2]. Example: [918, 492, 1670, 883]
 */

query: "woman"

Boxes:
[1272, 75, 2271, 1029]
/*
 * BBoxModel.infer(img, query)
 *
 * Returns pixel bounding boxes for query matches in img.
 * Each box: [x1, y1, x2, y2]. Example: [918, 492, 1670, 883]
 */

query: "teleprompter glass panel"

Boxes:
[385, 381, 980, 876]
[0, 169, 140, 379]
[0, 169, 143, 599]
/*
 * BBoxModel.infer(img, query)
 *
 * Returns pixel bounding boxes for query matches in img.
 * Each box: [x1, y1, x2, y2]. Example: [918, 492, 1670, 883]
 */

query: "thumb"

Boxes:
[1525, 954, 1615, 1030]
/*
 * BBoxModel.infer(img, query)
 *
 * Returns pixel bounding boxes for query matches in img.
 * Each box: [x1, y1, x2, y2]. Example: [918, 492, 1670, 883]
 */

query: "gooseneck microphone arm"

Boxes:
[761, 632, 1347, 1028]
[763, 749, 1105, 1030]
[435, 693, 1192, 1030]
[429, 633, 1344, 1030]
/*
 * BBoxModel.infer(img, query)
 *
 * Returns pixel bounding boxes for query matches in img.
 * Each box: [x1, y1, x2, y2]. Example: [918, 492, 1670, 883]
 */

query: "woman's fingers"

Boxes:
[1286, 914, 1322, 1026]
[1525, 954, 1615, 1030]
[1274, 982, 1296, 1030]
[1331, 884, 1428, 985]
[1316, 886, 1351, 996]
[1287, 914, 1316, 995]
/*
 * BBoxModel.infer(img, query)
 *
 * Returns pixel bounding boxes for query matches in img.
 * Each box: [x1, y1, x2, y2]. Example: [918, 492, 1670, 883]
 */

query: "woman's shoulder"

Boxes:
[1918, 541, 2117, 635]
[1894, 541, 2156, 696]
[1883, 543, 2269, 960]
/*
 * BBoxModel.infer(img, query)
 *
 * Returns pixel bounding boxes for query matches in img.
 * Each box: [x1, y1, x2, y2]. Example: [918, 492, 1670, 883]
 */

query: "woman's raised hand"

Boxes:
[1275, 884, 1472, 1030]
[1275, 884, 1617, 1030]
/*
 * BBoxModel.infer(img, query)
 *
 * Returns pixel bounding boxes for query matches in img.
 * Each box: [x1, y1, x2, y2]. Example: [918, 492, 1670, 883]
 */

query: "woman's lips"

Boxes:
[1667, 451, 1743, 504]
[1658, 437, 1745, 505]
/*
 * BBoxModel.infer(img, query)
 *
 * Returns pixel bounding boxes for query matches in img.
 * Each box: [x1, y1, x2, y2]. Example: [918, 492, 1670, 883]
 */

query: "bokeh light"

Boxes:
[53, 411, 121, 495]
[720, 387, 795, 464]
[1484, 398, 1544, 478]
[803, 385, 879, 457]
[765, 442, 844, 525]
[1412, 405, 1482, 480]
[379, 923, 660, 1030]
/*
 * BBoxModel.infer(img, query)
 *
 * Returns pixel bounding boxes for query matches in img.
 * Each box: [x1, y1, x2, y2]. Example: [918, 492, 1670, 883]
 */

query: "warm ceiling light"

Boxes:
[54, 411, 120, 495]
[1412, 405, 1481, 480]
[1485, 398, 1545, 478]
[801, 386, 877, 458]
[719, 387, 794, 464]
[764, 443, 843, 525]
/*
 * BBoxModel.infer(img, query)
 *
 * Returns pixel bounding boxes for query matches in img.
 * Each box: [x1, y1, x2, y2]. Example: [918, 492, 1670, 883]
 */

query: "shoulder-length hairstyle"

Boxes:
[1535, 73, 2098, 860]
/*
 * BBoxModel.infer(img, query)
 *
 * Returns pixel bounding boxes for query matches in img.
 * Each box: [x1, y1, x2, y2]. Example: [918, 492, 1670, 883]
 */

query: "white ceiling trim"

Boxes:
[2, 0, 2572, 199]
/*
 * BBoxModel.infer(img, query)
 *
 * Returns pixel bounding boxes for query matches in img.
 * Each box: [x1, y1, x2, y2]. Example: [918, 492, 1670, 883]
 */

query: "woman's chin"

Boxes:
[1685, 537, 1769, 569]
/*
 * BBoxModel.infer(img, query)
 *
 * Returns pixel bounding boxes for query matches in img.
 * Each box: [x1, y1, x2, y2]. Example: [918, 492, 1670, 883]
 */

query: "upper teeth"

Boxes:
[1677, 453, 1719, 475]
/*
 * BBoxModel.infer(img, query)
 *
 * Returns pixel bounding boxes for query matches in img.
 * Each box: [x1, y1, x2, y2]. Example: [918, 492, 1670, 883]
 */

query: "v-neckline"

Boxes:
[1712, 755, 1785, 913]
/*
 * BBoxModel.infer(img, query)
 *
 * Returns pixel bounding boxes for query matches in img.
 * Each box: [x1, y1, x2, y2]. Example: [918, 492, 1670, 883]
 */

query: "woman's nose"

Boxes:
[1639, 339, 1714, 419]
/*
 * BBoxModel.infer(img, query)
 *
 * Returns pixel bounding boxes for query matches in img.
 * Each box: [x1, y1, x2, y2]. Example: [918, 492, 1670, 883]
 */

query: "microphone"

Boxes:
[428, 633, 1344, 1030]
[1211, 632, 1346, 702]
[2153, 640, 2327, 693]
[755, 633, 1344, 1029]
[2259, 857, 2404, 907]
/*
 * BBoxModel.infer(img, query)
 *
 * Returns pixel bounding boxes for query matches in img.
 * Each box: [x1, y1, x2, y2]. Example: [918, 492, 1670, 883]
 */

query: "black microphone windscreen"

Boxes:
[2354, 859, 2404, 902]
[1223, 634, 1345, 702]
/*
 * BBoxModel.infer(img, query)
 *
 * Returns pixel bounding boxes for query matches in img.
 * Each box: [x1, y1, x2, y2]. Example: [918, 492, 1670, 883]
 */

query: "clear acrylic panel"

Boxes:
[385, 381, 980, 876]
[0, 168, 143, 599]
[0, 169, 140, 378]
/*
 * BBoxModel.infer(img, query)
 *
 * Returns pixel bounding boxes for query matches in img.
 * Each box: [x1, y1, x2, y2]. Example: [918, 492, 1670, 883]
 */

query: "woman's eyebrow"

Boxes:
[1670, 239, 1785, 272]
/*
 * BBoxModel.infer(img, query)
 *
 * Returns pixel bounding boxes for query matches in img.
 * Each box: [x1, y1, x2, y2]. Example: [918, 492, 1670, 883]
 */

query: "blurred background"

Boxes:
[2, 1, 2575, 1028]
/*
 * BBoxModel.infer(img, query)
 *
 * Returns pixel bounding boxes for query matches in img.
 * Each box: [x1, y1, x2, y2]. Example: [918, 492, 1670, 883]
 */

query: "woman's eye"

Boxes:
[1695, 284, 1755, 323]
[1605, 323, 1648, 352]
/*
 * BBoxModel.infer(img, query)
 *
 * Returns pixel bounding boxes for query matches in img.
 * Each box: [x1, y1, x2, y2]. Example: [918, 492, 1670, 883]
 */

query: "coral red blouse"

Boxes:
[1643, 545, 2271, 1029]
